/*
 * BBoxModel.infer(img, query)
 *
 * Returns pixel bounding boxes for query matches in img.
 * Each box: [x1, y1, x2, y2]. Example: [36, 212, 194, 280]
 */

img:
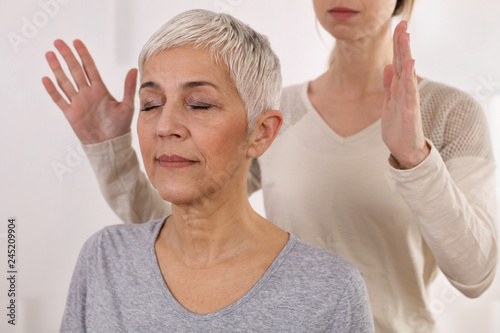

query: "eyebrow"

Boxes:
[139, 80, 219, 91]
[139, 81, 161, 91]
[182, 81, 219, 90]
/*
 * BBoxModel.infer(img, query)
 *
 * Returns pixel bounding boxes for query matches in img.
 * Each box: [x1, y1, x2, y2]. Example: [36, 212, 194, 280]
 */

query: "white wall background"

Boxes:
[0, 0, 499, 332]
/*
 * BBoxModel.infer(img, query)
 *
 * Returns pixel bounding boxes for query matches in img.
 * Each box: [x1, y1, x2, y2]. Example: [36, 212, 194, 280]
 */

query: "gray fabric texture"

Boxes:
[60, 218, 374, 333]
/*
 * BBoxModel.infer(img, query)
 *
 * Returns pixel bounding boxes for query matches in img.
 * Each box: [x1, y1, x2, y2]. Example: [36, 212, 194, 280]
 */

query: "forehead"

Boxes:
[141, 46, 230, 87]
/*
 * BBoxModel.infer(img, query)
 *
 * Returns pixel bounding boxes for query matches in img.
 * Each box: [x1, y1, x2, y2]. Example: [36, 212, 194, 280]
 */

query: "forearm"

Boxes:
[82, 132, 171, 224]
[389, 141, 497, 297]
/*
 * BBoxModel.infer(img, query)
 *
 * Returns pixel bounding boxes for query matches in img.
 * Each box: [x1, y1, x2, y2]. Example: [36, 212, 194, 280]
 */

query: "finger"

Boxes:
[393, 21, 407, 78]
[403, 59, 419, 108]
[73, 39, 104, 84]
[122, 68, 138, 106]
[45, 50, 78, 100]
[400, 32, 418, 91]
[392, 23, 401, 77]
[400, 31, 418, 86]
[42, 76, 70, 112]
[399, 32, 413, 65]
[383, 64, 393, 109]
[54, 39, 89, 90]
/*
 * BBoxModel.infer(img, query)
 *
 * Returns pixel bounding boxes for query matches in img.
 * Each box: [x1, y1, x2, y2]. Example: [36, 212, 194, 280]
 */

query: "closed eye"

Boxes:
[141, 105, 162, 112]
[189, 105, 212, 110]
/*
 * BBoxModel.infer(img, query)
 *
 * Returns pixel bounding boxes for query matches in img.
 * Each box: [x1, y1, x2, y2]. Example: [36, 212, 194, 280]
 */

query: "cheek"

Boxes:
[198, 117, 248, 169]
[312, 0, 327, 26]
[370, 0, 398, 18]
[312, 0, 322, 15]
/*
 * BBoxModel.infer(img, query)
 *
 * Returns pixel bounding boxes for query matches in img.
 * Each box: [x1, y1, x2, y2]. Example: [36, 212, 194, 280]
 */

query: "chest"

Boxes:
[308, 91, 385, 138]
[85, 248, 341, 333]
[257, 115, 420, 244]
[154, 248, 274, 315]
[261, 124, 396, 210]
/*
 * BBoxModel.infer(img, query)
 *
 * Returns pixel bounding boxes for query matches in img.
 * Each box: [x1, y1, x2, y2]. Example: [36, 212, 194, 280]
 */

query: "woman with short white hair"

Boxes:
[57, 10, 374, 332]
[44, 1, 497, 331]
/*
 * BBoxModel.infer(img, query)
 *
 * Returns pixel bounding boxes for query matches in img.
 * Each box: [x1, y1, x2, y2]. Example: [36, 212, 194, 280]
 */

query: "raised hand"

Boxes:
[42, 40, 137, 144]
[381, 21, 430, 169]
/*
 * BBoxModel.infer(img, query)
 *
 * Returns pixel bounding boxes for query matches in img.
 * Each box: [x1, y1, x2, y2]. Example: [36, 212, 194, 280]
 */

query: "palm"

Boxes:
[42, 39, 137, 144]
[381, 21, 429, 169]
[64, 81, 130, 143]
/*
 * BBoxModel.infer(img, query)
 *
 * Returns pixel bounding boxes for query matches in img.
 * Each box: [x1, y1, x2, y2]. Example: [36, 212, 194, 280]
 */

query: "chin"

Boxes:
[157, 186, 195, 205]
[156, 183, 215, 209]
[327, 24, 364, 41]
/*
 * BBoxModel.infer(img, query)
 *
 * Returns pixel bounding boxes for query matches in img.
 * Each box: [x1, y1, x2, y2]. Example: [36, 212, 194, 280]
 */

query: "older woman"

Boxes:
[57, 10, 373, 332]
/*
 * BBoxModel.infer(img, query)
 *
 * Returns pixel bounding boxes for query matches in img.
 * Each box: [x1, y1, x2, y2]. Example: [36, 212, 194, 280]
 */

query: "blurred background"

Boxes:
[0, 0, 499, 332]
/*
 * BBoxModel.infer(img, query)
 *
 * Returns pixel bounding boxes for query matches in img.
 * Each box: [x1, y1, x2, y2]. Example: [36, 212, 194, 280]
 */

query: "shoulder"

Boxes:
[279, 82, 310, 132]
[418, 79, 492, 160]
[272, 235, 371, 324]
[280, 82, 307, 110]
[80, 218, 165, 257]
[259, 236, 373, 331]
[94, 217, 163, 243]
[281, 83, 306, 99]
[285, 235, 366, 289]
[419, 79, 483, 117]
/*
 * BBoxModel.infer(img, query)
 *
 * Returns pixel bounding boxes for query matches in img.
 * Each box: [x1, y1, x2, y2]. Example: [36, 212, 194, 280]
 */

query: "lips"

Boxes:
[329, 7, 359, 20]
[157, 154, 197, 168]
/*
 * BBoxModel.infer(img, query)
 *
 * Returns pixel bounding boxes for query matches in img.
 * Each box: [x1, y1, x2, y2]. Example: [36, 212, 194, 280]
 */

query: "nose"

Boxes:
[156, 103, 189, 139]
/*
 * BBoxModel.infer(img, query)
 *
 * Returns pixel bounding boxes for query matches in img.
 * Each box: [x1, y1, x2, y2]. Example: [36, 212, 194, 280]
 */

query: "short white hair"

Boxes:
[138, 9, 282, 133]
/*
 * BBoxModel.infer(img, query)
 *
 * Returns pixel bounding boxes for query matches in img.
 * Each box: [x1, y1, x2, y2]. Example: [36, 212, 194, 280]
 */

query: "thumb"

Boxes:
[122, 68, 138, 105]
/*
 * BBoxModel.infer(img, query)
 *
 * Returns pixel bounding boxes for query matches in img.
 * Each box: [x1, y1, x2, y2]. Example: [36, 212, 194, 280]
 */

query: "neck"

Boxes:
[157, 164, 274, 268]
[322, 21, 393, 96]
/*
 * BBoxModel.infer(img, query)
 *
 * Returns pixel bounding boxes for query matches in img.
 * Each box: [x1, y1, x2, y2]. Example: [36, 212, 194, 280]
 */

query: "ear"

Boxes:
[247, 110, 283, 159]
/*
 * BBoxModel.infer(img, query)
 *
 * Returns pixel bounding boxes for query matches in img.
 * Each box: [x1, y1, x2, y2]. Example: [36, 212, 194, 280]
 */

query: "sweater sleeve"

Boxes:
[388, 88, 497, 297]
[82, 132, 171, 224]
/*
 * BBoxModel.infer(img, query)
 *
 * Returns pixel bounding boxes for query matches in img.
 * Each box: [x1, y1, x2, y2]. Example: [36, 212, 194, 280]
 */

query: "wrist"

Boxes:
[392, 141, 431, 170]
